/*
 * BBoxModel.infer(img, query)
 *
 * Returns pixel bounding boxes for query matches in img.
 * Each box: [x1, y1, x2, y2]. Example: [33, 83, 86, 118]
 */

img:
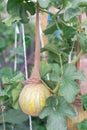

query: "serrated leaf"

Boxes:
[59, 79, 80, 103]
[39, 97, 76, 130]
[64, 7, 81, 21]
[46, 113, 67, 130]
[63, 64, 85, 81]
[38, 0, 50, 8]
[77, 33, 87, 52]
[39, 106, 51, 119]
[57, 97, 76, 118]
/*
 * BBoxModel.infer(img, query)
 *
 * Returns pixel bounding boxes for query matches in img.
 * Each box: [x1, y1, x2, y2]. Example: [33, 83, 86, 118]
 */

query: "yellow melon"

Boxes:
[19, 83, 50, 116]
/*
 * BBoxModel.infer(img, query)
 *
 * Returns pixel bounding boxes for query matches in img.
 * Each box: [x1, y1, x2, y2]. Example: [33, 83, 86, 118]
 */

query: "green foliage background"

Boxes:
[0, 0, 87, 130]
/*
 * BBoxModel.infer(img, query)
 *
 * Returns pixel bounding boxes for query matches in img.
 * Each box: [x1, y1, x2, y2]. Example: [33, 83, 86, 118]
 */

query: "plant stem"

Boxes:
[14, 24, 18, 71]
[59, 54, 63, 75]
[30, 3, 41, 81]
[39, 7, 54, 16]
[54, 18, 61, 31]
[53, 82, 60, 94]
[71, 49, 83, 65]
[41, 79, 53, 93]
[54, 17, 63, 36]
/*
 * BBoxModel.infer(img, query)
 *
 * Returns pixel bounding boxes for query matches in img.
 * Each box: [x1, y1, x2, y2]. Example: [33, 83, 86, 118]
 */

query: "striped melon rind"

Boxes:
[19, 83, 50, 116]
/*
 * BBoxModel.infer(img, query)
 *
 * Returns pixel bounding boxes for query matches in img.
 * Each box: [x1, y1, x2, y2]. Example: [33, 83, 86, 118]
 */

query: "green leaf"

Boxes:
[58, 97, 76, 118]
[10, 72, 24, 83]
[72, 0, 87, 7]
[0, 109, 28, 124]
[41, 43, 59, 56]
[0, 67, 13, 79]
[7, 0, 23, 15]
[63, 0, 87, 9]
[12, 84, 22, 109]
[62, 0, 72, 9]
[44, 21, 56, 35]
[19, 2, 35, 23]
[77, 33, 87, 52]
[19, 3, 29, 24]
[25, 35, 31, 48]
[24, 2, 35, 15]
[39, 106, 51, 119]
[46, 113, 67, 130]
[0, 37, 6, 49]
[11, 46, 24, 56]
[59, 79, 80, 103]
[46, 96, 58, 108]
[58, 64, 85, 103]
[81, 94, 87, 110]
[49, 64, 60, 81]
[40, 61, 52, 78]
[39, 96, 76, 130]
[60, 24, 76, 39]
[7, 0, 35, 24]
[77, 119, 87, 130]
[64, 7, 81, 21]
[63, 64, 85, 81]
[78, 1, 87, 7]
[3, 15, 20, 26]
[38, 0, 50, 8]
[50, 0, 62, 8]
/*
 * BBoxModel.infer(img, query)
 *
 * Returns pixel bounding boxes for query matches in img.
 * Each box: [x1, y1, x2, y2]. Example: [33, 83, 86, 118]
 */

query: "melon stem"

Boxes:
[24, 4, 41, 85]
